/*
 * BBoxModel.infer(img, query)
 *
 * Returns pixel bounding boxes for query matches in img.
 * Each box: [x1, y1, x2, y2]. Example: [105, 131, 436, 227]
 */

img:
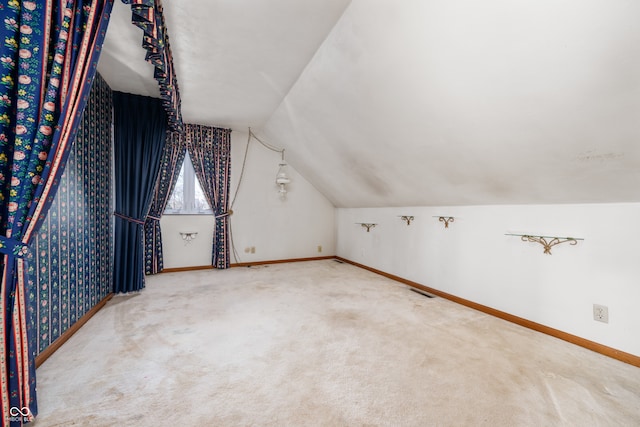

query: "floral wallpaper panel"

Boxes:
[28, 73, 113, 355]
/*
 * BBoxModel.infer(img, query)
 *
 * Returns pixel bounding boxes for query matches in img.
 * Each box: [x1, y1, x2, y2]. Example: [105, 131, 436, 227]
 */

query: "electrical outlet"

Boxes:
[251, 246, 255, 254]
[593, 304, 609, 323]
[317, 245, 322, 253]
[244, 247, 250, 253]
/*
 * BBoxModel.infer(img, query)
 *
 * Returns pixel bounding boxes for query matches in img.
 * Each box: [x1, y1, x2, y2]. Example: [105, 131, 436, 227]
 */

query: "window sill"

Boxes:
[163, 212, 214, 216]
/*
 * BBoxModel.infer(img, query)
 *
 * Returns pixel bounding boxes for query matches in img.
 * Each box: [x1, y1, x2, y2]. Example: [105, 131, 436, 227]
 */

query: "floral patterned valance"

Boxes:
[121, 0, 183, 132]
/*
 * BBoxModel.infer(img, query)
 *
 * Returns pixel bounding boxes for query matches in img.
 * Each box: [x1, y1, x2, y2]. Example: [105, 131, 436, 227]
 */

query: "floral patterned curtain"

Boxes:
[0, 1, 113, 424]
[144, 131, 186, 275]
[121, 0, 182, 132]
[185, 125, 232, 269]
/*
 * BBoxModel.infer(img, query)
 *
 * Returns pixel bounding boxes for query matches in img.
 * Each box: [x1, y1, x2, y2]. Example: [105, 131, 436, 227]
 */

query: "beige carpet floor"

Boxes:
[33, 260, 640, 426]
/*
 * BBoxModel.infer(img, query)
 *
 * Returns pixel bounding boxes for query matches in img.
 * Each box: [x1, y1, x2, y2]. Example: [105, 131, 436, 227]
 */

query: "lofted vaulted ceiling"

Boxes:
[98, 0, 640, 208]
[99, 0, 351, 128]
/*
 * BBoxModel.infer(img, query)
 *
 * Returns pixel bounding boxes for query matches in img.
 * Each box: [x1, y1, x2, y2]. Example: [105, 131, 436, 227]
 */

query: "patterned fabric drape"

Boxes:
[112, 92, 167, 294]
[185, 125, 232, 269]
[0, 1, 113, 424]
[121, 0, 182, 132]
[144, 131, 186, 275]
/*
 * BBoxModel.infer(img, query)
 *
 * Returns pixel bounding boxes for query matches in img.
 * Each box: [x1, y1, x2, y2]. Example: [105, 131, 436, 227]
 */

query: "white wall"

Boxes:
[161, 129, 336, 268]
[160, 215, 215, 268]
[337, 203, 640, 357]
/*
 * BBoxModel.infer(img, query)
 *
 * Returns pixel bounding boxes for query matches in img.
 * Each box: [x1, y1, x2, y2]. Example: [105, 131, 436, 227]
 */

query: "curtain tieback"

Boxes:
[215, 209, 233, 219]
[113, 212, 146, 225]
[147, 215, 162, 221]
[0, 236, 29, 258]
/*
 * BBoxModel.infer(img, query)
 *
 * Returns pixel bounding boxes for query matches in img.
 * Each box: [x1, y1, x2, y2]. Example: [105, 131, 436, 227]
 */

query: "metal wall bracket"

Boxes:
[356, 223, 377, 232]
[399, 216, 414, 225]
[434, 216, 455, 228]
[506, 233, 584, 255]
[179, 231, 198, 245]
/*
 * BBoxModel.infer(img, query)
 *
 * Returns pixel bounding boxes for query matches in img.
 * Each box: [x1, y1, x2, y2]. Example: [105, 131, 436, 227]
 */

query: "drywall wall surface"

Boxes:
[337, 203, 640, 356]
[161, 130, 335, 268]
[227, 130, 336, 263]
[160, 214, 215, 268]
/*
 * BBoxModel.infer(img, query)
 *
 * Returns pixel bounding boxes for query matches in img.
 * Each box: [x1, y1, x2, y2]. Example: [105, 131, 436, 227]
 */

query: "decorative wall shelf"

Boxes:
[356, 223, 377, 232]
[399, 215, 414, 226]
[179, 231, 198, 245]
[433, 216, 455, 228]
[505, 233, 584, 255]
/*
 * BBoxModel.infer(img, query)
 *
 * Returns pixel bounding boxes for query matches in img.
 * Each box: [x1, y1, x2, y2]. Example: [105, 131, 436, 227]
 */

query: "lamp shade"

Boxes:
[276, 162, 290, 200]
[276, 163, 291, 185]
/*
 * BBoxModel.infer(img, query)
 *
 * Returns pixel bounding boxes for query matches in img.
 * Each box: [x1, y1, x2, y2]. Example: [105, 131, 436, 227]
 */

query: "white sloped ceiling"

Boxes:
[262, 0, 640, 207]
[99, 0, 640, 208]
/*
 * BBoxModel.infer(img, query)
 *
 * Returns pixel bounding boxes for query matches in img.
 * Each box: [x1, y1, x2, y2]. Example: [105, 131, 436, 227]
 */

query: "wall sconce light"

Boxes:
[179, 231, 198, 245]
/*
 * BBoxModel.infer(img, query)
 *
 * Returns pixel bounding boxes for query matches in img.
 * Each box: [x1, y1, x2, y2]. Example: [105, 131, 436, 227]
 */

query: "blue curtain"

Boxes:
[144, 132, 186, 275]
[0, 1, 113, 424]
[113, 92, 167, 293]
[185, 125, 232, 269]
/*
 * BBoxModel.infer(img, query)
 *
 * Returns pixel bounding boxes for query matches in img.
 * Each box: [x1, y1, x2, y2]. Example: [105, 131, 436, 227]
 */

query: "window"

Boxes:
[165, 151, 212, 214]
